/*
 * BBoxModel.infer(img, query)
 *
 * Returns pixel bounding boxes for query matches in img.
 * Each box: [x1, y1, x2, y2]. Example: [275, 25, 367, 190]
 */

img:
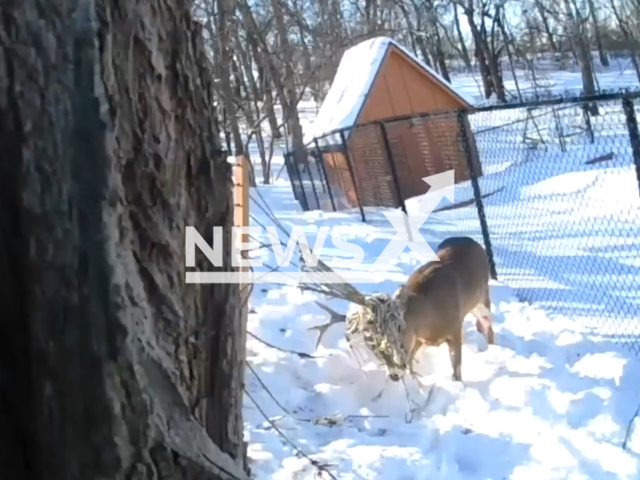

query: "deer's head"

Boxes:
[309, 284, 412, 382]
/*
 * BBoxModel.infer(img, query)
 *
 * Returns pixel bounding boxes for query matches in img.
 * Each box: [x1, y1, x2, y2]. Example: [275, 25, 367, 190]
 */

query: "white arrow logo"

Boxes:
[369, 170, 455, 274]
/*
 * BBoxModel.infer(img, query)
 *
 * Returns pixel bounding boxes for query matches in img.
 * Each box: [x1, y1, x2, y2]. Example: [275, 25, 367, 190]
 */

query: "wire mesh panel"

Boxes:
[433, 93, 640, 354]
[319, 147, 358, 211]
[381, 117, 423, 201]
[306, 151, 334, 210]
[384, 112, 477, 201]
[348, 124, 401, 209]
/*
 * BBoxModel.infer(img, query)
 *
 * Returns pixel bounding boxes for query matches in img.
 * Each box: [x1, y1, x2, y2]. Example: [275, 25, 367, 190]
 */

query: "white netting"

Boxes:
[345, 286, 411, 374]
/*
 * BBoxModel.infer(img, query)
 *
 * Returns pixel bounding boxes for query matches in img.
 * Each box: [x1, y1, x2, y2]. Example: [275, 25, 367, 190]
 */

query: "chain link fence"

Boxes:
[462, 92, 640, 353]
[286, 90, 640, 353]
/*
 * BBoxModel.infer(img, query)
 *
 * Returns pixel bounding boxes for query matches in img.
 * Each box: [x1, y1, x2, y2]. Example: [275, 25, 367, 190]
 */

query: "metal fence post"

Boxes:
[290, 152, 309, 211]
[457, 110, 498, 280]
[622, 96, 640, 194]
[301, 149, 320, 210]
[314, 139, 336, 211]
[582, 104, 595, 144]
[552, 107, 566, 153]
[379, 123, 408, 214]
[339, 130, 366, 222]
[283, 153, 297, 201]
[312, 149, 326, 194]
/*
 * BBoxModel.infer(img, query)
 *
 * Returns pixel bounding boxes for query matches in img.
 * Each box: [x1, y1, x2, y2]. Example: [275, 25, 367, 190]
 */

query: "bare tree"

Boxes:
[199, 0, 632, 182]
[587, 0, 609, 67]
[496, 4, 523, 100]
[267, 0, 310, 169]
[457, 0, 507, 101]
[453, 3, 474, 70]
[609, 0, 640, 82]
[214, 0, 245, 156]
[534, 0, 560, 55]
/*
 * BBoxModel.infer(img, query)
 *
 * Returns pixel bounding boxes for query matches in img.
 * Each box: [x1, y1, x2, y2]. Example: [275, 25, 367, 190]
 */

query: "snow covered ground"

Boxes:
[241, 68, 640, 479]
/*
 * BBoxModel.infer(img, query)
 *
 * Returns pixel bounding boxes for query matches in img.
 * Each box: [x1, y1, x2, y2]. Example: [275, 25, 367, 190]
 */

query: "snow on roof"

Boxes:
[303, 36, 476, 146]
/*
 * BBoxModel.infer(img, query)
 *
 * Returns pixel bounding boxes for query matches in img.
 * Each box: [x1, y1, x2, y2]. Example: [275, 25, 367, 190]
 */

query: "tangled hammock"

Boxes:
[346, 289, 412, 374]
[301, 258, 412, 374]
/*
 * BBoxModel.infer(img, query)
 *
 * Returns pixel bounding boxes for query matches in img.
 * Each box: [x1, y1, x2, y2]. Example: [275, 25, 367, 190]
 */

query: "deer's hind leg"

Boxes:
[473, 289, 494, 345]
[446, 328, 463, 382]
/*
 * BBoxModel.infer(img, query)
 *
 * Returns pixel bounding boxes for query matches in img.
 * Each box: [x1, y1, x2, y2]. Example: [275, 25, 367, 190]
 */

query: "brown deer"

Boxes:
[309, 236, 495, 383]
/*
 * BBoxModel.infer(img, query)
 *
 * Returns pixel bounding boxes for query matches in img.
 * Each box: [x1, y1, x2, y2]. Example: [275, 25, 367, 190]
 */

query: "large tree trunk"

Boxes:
[0, 1, 249, 480]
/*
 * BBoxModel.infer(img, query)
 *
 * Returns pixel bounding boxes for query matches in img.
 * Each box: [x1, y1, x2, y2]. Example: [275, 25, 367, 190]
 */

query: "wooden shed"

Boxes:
[301, 36, 482, 212]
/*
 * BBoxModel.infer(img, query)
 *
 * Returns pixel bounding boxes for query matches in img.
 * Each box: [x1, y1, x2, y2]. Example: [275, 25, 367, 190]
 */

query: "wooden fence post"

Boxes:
[233, 155, 251, 280]
[233, 155, 251, 373]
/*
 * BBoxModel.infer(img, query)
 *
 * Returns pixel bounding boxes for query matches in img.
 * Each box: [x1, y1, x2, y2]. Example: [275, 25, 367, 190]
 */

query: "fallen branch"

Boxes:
[295, 413, 389, 426]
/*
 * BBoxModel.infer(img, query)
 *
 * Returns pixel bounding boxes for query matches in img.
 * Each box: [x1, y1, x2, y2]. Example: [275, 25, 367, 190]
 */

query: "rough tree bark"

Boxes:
[0, 1, 249, 480]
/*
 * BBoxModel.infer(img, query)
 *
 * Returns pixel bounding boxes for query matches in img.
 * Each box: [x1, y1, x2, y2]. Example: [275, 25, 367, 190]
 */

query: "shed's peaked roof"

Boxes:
[303, 36, 475, 145]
